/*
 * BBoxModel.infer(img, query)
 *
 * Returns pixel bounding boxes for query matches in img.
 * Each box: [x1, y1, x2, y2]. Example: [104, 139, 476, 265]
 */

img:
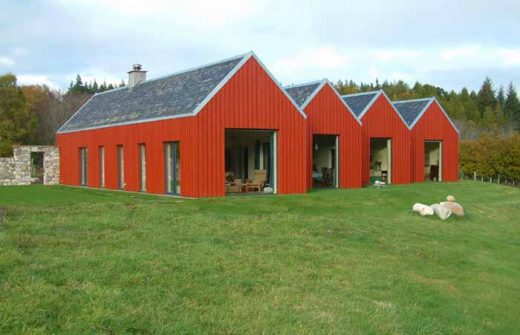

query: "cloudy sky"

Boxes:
[1, 0, 519, 92]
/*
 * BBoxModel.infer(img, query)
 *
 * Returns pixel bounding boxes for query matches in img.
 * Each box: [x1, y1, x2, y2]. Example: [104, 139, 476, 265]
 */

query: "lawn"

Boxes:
[0, 182, 519, 334]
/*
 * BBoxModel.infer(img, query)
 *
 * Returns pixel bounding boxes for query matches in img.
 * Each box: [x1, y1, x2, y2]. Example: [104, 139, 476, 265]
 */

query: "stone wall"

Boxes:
[0, 146, 60, 186]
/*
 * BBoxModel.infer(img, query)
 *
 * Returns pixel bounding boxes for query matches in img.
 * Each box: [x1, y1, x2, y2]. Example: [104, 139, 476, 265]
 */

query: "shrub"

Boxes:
[460, 133, 520, 181]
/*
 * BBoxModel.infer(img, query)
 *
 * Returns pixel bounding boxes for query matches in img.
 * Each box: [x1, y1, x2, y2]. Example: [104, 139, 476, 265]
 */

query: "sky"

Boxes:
[1, 0, 519, 93]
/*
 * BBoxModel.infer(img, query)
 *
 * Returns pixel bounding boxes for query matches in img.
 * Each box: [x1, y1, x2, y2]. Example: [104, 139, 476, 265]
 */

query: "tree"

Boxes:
[497, 85, 505, 110]
[0, 74, 36, 156]
[504, 82, 520, 130]
[477, 77, 497, 118]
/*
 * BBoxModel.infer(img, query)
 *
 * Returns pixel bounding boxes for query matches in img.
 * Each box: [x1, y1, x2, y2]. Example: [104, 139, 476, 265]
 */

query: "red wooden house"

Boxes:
[56, 52, 308, 197]
[285, 80, 362, 189]
[393, 98, 459, 182]
[342, 90, 411, 185]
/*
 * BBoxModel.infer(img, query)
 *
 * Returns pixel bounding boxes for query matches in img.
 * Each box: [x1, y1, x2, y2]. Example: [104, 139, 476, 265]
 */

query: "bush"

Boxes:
[460, 133, 520, 181]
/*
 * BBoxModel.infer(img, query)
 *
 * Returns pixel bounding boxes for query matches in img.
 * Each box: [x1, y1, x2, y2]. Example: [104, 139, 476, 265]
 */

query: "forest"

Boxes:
[1, 72, 519, 179]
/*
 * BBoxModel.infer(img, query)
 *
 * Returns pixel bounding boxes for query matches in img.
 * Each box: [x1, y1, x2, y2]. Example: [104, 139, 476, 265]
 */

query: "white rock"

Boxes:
[431, 203, 452, 220]
[412, 203, 434, 216]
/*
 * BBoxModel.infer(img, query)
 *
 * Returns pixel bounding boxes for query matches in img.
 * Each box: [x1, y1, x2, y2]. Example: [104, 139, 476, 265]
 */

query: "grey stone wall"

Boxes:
[0, 146, 60, 186]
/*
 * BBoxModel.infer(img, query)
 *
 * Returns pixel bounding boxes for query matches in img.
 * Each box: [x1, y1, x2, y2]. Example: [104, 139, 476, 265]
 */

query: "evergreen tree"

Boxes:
[477, 77, 497, 118]
[119, 80, 125, 88]
[497, 85, 505, 109]
[504, 82, 520, 130]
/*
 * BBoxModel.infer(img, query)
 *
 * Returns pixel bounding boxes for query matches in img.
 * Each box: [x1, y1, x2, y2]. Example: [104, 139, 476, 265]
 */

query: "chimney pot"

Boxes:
[127, 64, 147, 88]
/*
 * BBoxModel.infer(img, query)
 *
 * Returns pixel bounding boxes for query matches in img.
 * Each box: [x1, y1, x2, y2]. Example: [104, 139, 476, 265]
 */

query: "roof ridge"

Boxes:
[89, 52, 251, 98]
[393, 97, 434, 104]
[140, 52, 251, 85]
[341, 89, 382, 98]
[284, 79, 324, 89]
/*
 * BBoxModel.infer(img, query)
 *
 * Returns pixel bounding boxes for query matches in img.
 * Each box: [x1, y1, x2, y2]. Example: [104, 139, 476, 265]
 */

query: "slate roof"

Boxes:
[58, 54, 248, 133]
[341, 91, 380, 118]
[284, 81, 322, 107]
[392, 98, 433, 127]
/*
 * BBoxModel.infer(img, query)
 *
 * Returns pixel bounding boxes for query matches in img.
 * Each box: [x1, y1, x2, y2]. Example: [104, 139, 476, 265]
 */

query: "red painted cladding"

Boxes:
[303, 84, 362, 189]
[410, 101, 459, 182]
[360, 95, 411, 185]
[56, 57, 308, 197]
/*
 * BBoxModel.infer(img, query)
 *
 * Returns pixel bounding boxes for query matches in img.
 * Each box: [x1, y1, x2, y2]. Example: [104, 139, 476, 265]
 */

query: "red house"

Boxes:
[342, 90, 411, 185]
[393, 98, 459, 182]
[56, 52, 308, 197]
[285, 80, 362, 189]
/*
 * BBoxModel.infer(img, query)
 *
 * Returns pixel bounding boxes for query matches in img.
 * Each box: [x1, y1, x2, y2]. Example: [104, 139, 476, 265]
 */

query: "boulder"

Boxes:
[412, 203, 434, 216]
[431, 204, 452, 220]
[440, 201, 465, 216]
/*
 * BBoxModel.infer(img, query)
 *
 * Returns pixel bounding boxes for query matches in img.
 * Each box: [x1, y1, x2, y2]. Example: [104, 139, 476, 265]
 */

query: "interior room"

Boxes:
[424, 141, 442, 181]
[225, 129, 275, 194]
[370, 138, 392, 184]
[312, 135, 338, 188]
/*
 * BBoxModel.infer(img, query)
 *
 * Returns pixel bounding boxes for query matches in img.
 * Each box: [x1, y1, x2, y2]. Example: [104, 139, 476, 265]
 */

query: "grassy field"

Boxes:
[0, 182, 519, 334]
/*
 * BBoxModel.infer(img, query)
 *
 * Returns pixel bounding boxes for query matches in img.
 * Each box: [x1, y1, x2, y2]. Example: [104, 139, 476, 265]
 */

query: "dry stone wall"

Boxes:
[0, 146, 59, 185]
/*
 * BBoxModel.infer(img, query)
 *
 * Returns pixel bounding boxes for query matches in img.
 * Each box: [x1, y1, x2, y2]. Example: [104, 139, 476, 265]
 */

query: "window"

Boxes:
[117, 145, 124, 190]
[79, 147, 88, 186]
[164, 142, 180, 194]
[139, 144, 146, 192]
[99, 146, 105, 188]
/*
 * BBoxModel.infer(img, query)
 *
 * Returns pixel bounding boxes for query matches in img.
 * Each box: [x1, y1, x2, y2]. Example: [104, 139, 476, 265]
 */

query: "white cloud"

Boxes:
[17, 75, 60, 89]
[273, 46, 349, 77]
[497, 48, 520, 66]
[440, 45, 481, 62]
[0, 56, 14, 66]
[372, 49, 421, 62]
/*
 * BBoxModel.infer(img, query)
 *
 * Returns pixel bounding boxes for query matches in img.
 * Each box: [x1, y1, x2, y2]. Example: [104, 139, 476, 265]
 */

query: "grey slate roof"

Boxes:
[341, 91, 379, 118]
[392, 99, 432, 127]
[284, 82, 322, 107]
[58, 54, 247, 133]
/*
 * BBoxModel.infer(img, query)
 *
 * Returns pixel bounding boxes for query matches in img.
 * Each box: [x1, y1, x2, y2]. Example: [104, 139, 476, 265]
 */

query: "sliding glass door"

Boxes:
[164, 142, 180, 194]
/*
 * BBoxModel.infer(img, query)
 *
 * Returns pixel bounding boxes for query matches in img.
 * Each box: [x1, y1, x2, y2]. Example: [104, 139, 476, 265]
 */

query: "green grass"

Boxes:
[0, 182, 519, 334]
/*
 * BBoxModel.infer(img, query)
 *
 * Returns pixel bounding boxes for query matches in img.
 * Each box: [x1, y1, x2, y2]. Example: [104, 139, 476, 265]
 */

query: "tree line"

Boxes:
[335, 77, 520, 139]
[0, 74, 123, 156]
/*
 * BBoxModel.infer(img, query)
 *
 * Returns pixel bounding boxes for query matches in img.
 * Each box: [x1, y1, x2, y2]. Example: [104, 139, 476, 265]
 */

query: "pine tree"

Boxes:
[497, 85, 505, 110]
[119, 80, 125, 88]
[504, 82, 520, 130]
[477, 77, 497, 118]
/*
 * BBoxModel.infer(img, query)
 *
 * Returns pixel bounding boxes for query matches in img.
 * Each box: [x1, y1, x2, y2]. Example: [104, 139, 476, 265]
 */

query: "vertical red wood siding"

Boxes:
[56, 57, 307, 197]
[411, 102, 459, 182]
[360, 95, 411, 185]
[303, 84, 362, 189]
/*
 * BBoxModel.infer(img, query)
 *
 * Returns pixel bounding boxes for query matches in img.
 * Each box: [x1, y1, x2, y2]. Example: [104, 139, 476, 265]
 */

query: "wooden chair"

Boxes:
[225, 172, 243, 193]
[245, 170, 267, 192]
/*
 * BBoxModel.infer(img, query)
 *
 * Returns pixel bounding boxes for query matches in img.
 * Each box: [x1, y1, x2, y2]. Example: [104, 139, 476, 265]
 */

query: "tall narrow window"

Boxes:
[164, 142, 180, 194]
[99, 146, 105, 188]
[117, 145, 124, 190]
[139, 144, 146, 192]
[79, 147, 88, 186]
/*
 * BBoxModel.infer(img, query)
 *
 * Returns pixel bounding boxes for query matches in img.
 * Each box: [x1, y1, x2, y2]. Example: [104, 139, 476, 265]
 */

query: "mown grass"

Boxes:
[0, 182, 519, 334]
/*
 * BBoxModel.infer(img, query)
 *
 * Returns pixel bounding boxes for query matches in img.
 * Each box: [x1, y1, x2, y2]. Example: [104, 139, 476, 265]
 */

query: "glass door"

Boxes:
[165, 142, 180, 194]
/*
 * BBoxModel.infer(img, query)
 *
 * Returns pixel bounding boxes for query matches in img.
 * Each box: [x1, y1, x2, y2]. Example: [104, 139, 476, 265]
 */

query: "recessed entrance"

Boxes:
[225, 129, 276, 195]
[370, 138, 392, 184]
[312, 135, 338, 188]
[30, 152, 44, 184]
[424, 141, 442, 181]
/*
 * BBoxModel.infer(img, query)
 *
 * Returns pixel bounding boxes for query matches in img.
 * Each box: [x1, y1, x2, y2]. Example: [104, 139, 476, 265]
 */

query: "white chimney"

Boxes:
[127, 64, 147, 88]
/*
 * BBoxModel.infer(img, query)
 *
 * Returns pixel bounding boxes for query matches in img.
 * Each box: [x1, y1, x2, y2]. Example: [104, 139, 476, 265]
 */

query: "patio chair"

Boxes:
[245, 170, 267, 192]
